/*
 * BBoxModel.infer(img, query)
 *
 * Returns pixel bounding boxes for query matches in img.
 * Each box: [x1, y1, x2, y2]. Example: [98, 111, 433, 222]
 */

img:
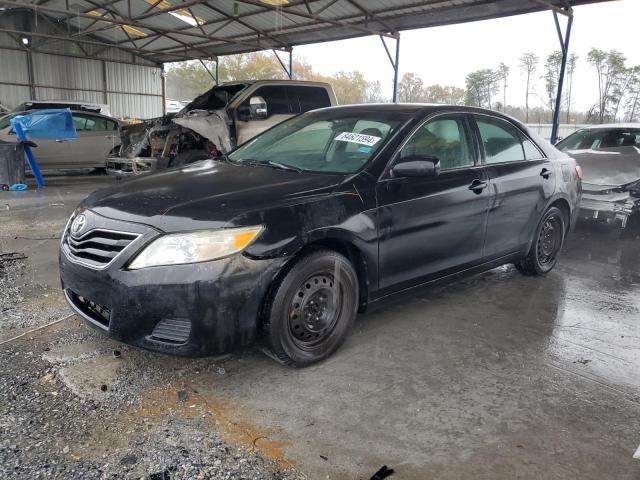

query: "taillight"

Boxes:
[575, 165, 583, 181]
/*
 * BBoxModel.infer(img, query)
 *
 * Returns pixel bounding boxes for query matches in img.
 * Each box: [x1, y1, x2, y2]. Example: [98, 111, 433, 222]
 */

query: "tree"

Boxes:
[465, 69, 498, 108]
[364, 80, 385, 103]
[565, 53, 578, 123]
[424, 84, 465, 105]
[543, 51, 563, 119]
[519, 52, 539, 123]
[165, 53, 384, 106]
[497, 62, 510, 112]
[624, 66, 640, 122]
[397, 72, 426, 102]
[587, 48, 627, 123]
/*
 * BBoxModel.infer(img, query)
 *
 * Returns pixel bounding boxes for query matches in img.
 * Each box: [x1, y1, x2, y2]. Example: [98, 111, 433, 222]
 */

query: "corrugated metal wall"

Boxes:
[0, 30, 163, 119]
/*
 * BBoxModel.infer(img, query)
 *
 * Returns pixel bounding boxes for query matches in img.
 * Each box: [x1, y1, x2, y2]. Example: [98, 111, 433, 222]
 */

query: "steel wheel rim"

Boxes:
[288, 274, 342, 349]
[537, 214, 562, 266]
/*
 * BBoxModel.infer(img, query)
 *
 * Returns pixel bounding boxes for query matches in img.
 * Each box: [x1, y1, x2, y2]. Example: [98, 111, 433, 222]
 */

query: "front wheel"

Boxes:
[515, 206, 566, 276]
[262, 249, 359, 367]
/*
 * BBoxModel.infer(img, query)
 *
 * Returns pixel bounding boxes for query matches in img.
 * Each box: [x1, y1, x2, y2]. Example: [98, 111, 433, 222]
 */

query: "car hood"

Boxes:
[84, 159, 345, 231]
[566, 146, 640, 186]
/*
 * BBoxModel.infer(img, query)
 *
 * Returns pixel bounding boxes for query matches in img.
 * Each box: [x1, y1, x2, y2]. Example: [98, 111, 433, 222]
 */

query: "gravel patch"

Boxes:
[0, 260, 305, 480]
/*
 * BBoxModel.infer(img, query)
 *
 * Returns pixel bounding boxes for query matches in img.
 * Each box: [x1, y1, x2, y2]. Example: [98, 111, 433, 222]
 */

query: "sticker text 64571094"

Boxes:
[334, 132, 381, 147]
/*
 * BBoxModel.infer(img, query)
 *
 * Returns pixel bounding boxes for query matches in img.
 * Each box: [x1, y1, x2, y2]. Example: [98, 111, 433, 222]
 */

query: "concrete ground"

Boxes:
[1, 176, 640, 479]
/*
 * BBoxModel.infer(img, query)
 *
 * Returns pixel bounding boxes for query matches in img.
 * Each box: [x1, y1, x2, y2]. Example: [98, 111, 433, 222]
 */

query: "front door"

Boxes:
[471, 114, 556, 260]
[71, 113, 120, 169]
[376, 114, 491, 292]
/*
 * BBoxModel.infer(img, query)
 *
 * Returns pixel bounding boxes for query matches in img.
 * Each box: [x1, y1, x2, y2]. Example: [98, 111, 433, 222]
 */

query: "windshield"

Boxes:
[557, 128, 640, 151]
[181, 83, 249, 114]
[228, 110, 407, 174]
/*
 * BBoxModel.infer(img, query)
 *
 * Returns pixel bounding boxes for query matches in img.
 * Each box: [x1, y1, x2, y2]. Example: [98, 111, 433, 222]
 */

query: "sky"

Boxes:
[293, 0, 639, 111]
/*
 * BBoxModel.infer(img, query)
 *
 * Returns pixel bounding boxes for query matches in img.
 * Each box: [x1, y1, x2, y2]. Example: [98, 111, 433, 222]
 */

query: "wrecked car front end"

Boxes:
[580, 181, 640, 228]
[106, 116, 176, 176]
[556, 125, 640, 228]
[106, 83, 246, 177]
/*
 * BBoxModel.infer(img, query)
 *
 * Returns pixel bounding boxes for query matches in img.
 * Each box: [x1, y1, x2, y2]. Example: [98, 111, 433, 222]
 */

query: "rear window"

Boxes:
[557, 128, 640, 151]
[293, 86, 331, 112]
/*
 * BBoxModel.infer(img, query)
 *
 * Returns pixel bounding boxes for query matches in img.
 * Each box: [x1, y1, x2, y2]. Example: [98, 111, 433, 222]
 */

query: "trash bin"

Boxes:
[0, 141, 27, 187]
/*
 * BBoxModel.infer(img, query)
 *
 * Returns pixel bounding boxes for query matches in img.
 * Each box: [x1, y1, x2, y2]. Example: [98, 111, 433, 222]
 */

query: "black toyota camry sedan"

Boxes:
[60, 104, 581, 367]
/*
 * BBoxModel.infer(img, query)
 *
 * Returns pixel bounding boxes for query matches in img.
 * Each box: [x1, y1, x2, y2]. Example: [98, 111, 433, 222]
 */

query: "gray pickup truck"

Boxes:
[106, 80, 337, 177]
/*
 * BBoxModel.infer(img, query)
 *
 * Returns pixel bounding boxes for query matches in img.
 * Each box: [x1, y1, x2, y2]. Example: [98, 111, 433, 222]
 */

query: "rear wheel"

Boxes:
[515, 206, 565, 276]
[262, 249, 358, 367]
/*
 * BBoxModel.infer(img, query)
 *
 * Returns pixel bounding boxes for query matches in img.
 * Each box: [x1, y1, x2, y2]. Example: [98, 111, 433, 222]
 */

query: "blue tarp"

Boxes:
[10, 108, 77, 140]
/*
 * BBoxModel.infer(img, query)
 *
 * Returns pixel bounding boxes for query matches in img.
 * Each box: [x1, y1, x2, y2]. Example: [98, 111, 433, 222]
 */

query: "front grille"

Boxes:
[67, 290, 111, 328]
[64, 228, 139, 269]
[151, 318, 191, 344]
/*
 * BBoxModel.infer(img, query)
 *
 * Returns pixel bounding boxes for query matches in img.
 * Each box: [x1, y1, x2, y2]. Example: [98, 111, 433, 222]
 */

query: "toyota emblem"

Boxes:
[71, 214, 87, 236]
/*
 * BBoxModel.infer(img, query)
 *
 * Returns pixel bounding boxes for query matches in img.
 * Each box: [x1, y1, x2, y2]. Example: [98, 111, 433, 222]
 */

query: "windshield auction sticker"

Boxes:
[334, 132, 381, 147]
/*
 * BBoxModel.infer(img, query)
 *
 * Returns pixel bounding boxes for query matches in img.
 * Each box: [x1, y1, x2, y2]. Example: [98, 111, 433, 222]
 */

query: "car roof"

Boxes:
[22, 99, 107, 107]
[576, 123, 640, 130]
[309, 103, 522, 120]
[9, 110, 119, 121]
[219, 79, 332, 88]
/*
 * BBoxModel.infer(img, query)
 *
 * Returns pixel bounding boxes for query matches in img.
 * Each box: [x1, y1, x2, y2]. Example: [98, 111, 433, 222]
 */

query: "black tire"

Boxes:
[169, 149, 211, 168]
[515, 206, 565, 276]
[262, 249, 359, 367]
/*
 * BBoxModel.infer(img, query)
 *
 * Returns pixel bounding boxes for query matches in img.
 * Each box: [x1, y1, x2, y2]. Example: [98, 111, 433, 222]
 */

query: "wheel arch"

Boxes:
[547, 196, 572, 237]
[259, 232, 373, 333]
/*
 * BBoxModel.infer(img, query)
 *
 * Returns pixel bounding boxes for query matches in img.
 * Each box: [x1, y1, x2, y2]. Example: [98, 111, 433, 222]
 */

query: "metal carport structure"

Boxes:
[0, 0, 615, 140]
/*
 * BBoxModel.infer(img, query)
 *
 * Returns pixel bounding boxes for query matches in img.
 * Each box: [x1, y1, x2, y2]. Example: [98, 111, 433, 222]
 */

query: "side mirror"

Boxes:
[391, 155, 440, 178]
[249, 96, 268, 119]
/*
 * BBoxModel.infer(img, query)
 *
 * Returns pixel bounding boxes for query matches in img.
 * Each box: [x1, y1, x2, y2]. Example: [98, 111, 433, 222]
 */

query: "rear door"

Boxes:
[376, 113, 491, 292]
[471, 114, 555, 260]
[0, 115, 72, 170]
[71, 113, 120, 168]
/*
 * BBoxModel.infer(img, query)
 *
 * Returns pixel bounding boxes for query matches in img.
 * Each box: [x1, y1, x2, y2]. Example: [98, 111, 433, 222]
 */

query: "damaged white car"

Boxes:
[106, 80, 337, 177]
[557, 124, 640, 228]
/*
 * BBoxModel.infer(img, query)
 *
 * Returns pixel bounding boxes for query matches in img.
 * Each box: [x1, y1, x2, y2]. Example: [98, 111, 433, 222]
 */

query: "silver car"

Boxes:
[0, 110, 121, 171]
[556, 124, 640, 228]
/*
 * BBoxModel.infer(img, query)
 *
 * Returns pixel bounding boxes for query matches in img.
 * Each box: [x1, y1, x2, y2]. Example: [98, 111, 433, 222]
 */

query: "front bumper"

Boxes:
[59, 213, 287, 357]
[105, 156, 161, 177]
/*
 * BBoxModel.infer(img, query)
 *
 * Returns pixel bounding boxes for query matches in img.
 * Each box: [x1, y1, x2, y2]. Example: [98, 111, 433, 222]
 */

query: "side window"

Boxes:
[297, 87, 331, 112]
[476, 117, 526, 163]
[400, 116, 474, 170]
[250, 86, 292, 117]
[522, 137, 545, 160]
[84, 115, 108, 131]
[106, 119, 119, 131]
[72, 115, 87, 131]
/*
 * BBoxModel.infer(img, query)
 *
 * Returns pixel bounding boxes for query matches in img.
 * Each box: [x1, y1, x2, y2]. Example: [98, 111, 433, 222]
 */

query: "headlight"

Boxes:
[128, 226, 263, 269]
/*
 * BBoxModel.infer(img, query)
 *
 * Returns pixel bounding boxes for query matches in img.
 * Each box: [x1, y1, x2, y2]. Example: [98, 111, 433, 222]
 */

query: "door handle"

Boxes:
[468, 179, 488, 194]
[55, 139, 67, 143]
[540, 168, 553, 179]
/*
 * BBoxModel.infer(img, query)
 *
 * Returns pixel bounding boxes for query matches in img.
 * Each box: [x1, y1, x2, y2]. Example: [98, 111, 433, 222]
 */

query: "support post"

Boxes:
[393, 34, 400, 103]
[550, 12, 573, 144]
[101, 60, 108, 104]
[161, 63, 167, 115]
[289, 48, 293, 80]
[380, 33, 400, 103]
[272, 49, 292, 79]
[215, 57, 219, 85]
[26, 49, 36, 100]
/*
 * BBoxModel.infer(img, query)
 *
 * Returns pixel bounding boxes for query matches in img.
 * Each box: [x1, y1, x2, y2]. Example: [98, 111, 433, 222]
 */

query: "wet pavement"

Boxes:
[1, 176, 640, 479]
